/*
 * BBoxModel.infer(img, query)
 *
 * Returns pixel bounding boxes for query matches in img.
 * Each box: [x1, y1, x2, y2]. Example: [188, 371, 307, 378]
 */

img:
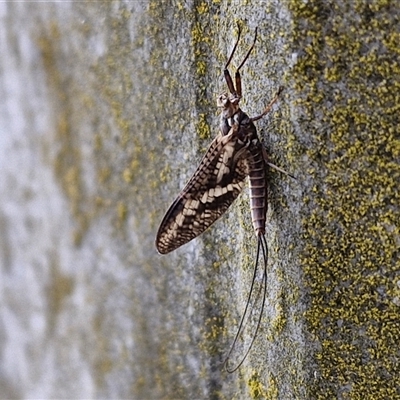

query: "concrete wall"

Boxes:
[0, 1, 398, 399]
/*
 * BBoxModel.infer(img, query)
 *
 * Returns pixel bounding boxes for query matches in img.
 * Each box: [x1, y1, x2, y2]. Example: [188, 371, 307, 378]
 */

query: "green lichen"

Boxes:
[248, 372, 268, 399]
[287, 0, 400, 398]
[196, 112, 212, 140]
[248, 372, 279, 399]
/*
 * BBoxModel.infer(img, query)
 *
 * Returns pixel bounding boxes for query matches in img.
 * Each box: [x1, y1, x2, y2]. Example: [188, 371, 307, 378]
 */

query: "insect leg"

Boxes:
[267, 161, 297, 180]
[251, 86, 285, 122]
[262, 146, 296, 179]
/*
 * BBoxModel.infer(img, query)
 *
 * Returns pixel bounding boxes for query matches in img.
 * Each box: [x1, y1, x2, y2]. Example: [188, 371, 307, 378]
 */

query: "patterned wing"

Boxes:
[156, 128, 249, 254]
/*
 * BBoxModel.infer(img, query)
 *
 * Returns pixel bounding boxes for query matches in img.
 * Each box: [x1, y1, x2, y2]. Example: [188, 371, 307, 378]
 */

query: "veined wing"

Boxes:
[156, 128, 249, 254]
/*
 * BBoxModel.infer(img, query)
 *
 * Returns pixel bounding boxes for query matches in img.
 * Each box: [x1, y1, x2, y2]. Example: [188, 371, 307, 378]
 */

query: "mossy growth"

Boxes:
[287, 1, 400, 398]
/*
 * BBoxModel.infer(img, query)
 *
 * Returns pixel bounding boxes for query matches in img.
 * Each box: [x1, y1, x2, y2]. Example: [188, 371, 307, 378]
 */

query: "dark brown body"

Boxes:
[221, 109, 267, 237]
[155, 25, 285, 373]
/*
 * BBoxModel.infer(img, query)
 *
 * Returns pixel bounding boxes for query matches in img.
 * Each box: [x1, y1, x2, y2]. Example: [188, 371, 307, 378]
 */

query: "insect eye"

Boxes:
[217, 93, 230, 108]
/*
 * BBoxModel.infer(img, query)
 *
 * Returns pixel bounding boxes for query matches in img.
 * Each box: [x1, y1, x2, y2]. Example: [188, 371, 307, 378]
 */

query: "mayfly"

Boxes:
[156, 26, 290, 372]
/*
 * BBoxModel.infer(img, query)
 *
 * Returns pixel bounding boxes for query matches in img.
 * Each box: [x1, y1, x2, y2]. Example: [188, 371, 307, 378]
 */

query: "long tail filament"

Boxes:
[223, 233, 268, 373]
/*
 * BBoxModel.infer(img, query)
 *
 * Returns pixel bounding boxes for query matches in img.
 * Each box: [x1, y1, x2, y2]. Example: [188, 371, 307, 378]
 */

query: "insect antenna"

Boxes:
[224, 25, 259, 98]
[236, 27, 258, 71]
[223, 233, 268, 373]
[224, 24, 242, 71]
[235, 27, 258, 97]
[224, 24, 242, 95]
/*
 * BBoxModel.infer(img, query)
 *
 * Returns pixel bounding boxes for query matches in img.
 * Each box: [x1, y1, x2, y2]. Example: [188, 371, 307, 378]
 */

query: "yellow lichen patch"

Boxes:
[198, 301, 227, 366]
[117, 201, 128, 226]
[195, 112, 212, 140]
[46, 260, 74, 334]
[98, 167, 111, 184]
[287, 0, 400, 398]
[122, 167, 133, 183]
[158, 164, 171, 184]
[270, 302, 287, 336]
[189, 2, 221, 144]
[196, 1, 209, 15]
[37, 24, 91, 245]
[248, 372, 268, 399]
[248, 372, 279, 400]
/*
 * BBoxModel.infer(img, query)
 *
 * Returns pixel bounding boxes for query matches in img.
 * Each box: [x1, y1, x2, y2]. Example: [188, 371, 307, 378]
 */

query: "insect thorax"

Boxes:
[220, 107, 257, 141]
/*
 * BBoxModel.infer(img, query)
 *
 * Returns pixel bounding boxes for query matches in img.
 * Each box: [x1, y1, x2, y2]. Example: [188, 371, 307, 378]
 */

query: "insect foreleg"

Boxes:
[251, 86, 285, 122]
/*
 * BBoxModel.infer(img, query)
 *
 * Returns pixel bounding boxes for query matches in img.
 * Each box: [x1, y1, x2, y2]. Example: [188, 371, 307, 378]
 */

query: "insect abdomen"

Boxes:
[248, 144, 267, 235]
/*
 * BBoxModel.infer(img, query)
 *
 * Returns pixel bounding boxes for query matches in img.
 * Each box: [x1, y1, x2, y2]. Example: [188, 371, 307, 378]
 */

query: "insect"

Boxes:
[156, 26, 290, 372]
